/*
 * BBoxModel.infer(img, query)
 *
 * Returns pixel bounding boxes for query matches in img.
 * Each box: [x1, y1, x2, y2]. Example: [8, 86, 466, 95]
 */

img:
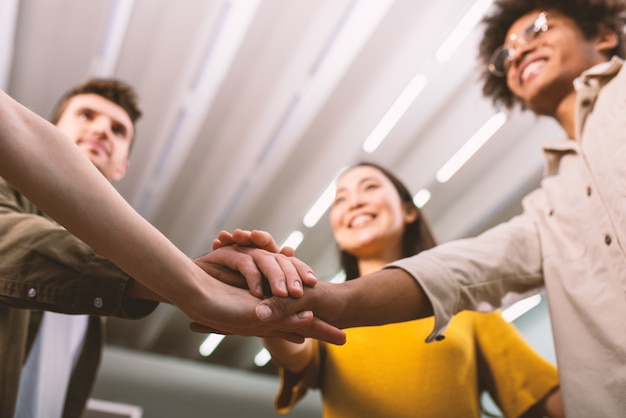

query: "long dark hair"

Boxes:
[337, 162, 437, 280]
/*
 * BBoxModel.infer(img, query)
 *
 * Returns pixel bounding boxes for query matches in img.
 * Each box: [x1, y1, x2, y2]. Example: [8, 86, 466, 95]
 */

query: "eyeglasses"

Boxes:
[488, 12, 549, 77]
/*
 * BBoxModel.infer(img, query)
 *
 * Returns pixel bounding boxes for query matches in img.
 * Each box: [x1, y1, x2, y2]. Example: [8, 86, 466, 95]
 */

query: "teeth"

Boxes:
[350, 214, 373, 228]
[522, 60, 545, 81]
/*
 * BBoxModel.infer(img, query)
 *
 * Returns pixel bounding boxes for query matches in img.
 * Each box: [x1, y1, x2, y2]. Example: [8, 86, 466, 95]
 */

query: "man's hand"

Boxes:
[194, 244, 316, 298]
[186, 276, 346, 345]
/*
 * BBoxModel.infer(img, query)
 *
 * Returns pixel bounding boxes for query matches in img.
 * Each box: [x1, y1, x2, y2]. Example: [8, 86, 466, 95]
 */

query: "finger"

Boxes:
[289, 256, 317, 287]
[216, 230, 237, 246]
[255, 300, 346, 346]
[189, 322, 232, 335]
[269, 311, 346, 345]
[230, 229, 254, 246]
[275, 255, 304, 297]
[190, 322, 303, 343]
[306, 317, 346, 345]
[196, 247, 264, 297]
[212, 238, 225, 250]
[253, 251, 288, 297]
[278, 247, 316, 287]
[249, 230, 280, 252]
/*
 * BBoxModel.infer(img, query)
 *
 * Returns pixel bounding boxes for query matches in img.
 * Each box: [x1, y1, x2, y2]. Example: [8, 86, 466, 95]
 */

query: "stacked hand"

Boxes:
[189, 229, 346, 345]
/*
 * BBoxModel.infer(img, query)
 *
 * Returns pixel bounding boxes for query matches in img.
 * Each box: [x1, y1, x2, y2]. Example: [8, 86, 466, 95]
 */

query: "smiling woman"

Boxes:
[260, 162, 563, 418]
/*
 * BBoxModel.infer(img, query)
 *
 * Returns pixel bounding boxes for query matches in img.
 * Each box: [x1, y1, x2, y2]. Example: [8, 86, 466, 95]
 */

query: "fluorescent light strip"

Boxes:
[281, 230, 304, 250]
[436, 111, 507, 183]
[413, 189, 431, 208]
[363, 74, 427, 153]
[254, 348, 271, 367]
[330, 270, 346, 283]
[434, 0, 494, 63]
[501, 294, 542, 322]
[198, 333, 225, 357]
[303, 167, 347, 228]
[92, 0, 136, 76]
[0, 0, 19, 90]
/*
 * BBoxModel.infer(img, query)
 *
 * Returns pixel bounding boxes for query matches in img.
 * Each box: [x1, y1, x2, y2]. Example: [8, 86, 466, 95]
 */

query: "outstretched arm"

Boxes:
[211, 229, 433, 331]
[0, 90, 345, 344]
[255, 267, 434, 330]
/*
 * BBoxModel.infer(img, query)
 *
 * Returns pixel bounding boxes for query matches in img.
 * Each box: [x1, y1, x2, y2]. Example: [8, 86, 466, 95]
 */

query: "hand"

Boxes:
[194, 244, 316, 298]
[184, 276, 346, 345]
[253, 280, 345, 328]
[213, 229, 296, 257]
[252, 268, 433, 332]
[213, 229, 278, 251]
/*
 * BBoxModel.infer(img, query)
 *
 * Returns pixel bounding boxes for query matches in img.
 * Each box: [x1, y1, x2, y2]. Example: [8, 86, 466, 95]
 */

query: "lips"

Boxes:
[78, 139, 109, 156]
[518, 57, 547, 84]
[349, 213, 375, 228]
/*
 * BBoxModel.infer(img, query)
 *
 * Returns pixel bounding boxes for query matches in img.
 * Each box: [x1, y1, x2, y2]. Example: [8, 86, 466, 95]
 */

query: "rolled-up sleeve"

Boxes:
[387, 213, 545, 342]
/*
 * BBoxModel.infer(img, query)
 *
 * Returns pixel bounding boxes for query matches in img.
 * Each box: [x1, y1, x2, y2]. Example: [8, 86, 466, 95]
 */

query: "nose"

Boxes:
[346, 192, 366, 210]
[508, 40, 536, 73]
[87, 116, 112, 139]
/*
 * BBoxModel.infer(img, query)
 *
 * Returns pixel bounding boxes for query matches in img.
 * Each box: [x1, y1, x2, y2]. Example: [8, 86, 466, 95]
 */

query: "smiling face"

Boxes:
[504, 9, 617, 115]
[55, 93, 134, 181]
[330, 165, 417, 263]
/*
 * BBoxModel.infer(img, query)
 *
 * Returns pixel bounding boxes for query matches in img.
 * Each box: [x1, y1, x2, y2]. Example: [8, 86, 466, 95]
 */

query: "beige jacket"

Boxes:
[390, 57, 626, 417]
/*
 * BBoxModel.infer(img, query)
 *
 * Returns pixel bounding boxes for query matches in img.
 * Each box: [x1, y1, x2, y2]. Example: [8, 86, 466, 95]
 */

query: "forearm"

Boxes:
[262, 337, 313, 373]
[0, 90, 207, 307]
[332, 267, 433, 329]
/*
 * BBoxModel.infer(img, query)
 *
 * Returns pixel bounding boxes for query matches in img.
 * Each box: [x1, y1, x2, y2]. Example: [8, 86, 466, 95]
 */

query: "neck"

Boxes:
[357, 246, 403, 276]
[554, 91, 578, 139]
[357, 259, 389, 277]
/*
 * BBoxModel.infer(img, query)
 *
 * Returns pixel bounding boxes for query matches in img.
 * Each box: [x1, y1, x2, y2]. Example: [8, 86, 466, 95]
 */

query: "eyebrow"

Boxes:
[336, 176, 381, 193]
[76, 105, 131, 136]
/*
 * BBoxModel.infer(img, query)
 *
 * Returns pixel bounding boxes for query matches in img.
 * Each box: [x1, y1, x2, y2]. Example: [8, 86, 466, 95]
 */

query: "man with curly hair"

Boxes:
[254, 0, 626, 416]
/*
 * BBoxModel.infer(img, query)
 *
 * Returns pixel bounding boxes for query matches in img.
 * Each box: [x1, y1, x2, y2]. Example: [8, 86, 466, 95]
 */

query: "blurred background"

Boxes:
[3, 0, 560, 416]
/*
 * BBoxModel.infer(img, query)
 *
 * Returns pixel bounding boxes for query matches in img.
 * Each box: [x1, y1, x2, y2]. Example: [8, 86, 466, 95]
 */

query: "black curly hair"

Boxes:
[336, 162, 437, 281]
[478, 0, 626, 110]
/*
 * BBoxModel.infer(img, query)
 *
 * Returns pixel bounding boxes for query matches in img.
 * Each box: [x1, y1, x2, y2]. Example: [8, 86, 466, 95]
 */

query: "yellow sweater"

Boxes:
[275, 311, 559, 418]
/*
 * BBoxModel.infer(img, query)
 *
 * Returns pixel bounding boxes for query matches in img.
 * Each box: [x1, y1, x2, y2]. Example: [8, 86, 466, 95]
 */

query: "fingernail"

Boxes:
[307, 271, 317, 280]
[279, 281, 287, 292]
[255, 284, 263, 295]
[256, 305, 273, 321]
[293, 281, 302, 289]
[297, 310, 313, 319]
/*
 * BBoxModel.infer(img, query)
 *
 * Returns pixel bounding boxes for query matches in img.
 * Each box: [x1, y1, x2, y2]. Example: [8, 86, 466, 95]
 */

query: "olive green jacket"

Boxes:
[0, 177, 157, 417]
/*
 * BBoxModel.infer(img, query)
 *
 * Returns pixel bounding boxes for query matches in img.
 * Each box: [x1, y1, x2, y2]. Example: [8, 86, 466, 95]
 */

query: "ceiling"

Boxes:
[3, 0, 563, 383]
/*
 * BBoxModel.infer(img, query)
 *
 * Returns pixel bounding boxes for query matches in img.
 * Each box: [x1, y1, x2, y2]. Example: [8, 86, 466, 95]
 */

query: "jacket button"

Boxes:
[587, 186, 592, 196]
[605, 235, 612, 246]
[94, 297, 103, 308]
[27, 288, 36, 298]
[581, 98, 592, 107]
[435, 335, 446, 341]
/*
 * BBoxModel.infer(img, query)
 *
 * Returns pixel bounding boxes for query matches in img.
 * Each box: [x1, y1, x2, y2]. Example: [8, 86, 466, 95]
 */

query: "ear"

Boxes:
[403, 202, 419, 224]
[111, 159, 130, 181]
[595, 28, 619, 54]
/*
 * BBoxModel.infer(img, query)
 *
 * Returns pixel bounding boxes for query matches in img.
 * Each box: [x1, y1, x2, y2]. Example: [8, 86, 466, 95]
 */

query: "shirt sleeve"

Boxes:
[473, 311, 560, 418]
[274, 339, 323, 414]
[0, 178, 157, 318]
[387, 213, 545, 342]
